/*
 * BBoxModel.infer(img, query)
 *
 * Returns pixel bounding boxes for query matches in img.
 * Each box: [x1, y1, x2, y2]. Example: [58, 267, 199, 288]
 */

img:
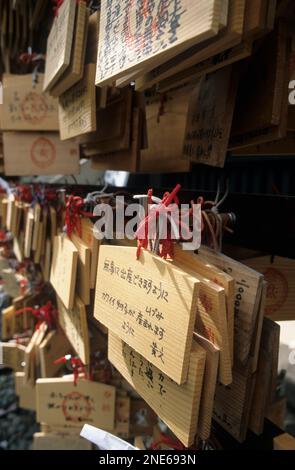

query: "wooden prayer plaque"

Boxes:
[1, 74, 59, 131]
[3, 132, 80, 176]
[50, 2, 89, 97]
[248, 317, 280, 435]
[194, 333, 219, 440]
[59, 63, 97, 140]
[139, 85, 192, 173]
[43, 0, 76, 92]
[36, 376, 116, 431]
[183, 64, 239, 167]
[80, 218, 100, 289]
[39, 328, 74, 378]
[108, 332, 206, 447]
[174, 244, 235, 363]
[71, 232, 91, 305]
[244, 256, 295, 321]
[213, 364, 256, 442]
[57, 295, 90, 365]
[173, 258, 232, 385]
[1, 342, 25, 371]
[199, 246, 263, 365]
[33, 433, 92, 451]
[94, 246, 200, 385]
[273, 433, 295, 451]
[14, 372, 36, 411]
[96, 0, 221, 86]
[50, 235, 78, 310]
[136, 0, 246, 91]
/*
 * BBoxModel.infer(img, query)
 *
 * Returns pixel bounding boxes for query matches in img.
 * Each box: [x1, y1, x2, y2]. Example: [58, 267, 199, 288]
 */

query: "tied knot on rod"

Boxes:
[64, 195, 94, 238]
[15, 301, 58, 331]
[197, 179, 235, 252]
[135, 184, 192, 260]
[53, 355, 88, 386]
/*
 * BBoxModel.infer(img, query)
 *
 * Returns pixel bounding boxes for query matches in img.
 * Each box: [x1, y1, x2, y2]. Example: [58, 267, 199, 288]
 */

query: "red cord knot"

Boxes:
[53, 355, 88, 386]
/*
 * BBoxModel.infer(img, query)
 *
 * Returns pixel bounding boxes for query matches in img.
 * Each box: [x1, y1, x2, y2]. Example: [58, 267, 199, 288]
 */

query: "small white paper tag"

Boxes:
[80, 424, 138, 451]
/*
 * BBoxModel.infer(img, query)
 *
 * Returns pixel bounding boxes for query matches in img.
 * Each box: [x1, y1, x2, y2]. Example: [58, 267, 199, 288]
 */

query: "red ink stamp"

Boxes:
[61, 391, 92, 423]
[264, 267, 288, 315]
[31, 137, 56, 169]
[21, 92, 48, 125]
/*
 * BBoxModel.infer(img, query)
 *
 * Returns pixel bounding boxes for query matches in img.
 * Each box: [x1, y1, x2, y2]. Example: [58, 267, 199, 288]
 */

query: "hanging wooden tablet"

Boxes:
[248, 318, 280, 435]
[85, 11, 100, 65]
[43, 0, 76, 92]
[1, 342, 25, 371]
[244, 256, 295, 321]
[80, 218, 100, 289]
[173, 246, 234, 362]
[1, 74, 59, 131]
[108, 332, 206, 447]
[183, 64, 239, 167]
[174, 259, 232, 385]
[50, 234, 78, 310]
[59, 63, 97, 140]
[94, 245, 200, 385]
[157, 41, 252, 93]
[12, 295, 26, 335]
[139, 85, 192, 173]
[24, 207, 34, 258]
[230, 24, 290, 148]
[42, 238, 52, 282]
[96, 0, 221, 87]
[249, 281, 267, 374]
[1, 306, 16, 340]
[32, 203, 41, 251]
[36, 376, 116, 431]
[15, 372, 36, 411]
[49, 206, 57, 244]
[135, 0, 246, 91]
[274, 433, 295, 451]
[194, 333, 219, 441]
[13, 230, 24, 263]
[81, 87, 133, 155]
[213, 363, 256, 442]
[39, 328, 74, 378]
[114, 396, 131, 439]
[199, 247, 263, 366]
[70, 232, 91, 305]
[3, 132, 80, 176]
[50, 2, 89, 97]
[91, 107, 141, 172]
[57, 295, 90, 365]
[243, 0, 271, 40]
[33, 433, 92, 451]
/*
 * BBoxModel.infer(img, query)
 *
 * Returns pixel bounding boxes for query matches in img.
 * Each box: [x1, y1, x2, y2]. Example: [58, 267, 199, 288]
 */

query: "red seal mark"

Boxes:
[264, 267, 288, 315]
[61, 391, 92, 423]
[31, 137, 56, 169]
[21, 92, 48, 125]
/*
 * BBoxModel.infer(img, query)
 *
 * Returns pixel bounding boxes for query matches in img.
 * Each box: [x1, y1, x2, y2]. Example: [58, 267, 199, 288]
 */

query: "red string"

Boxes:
[53, 356, 88, 386]
[52, 0, 86, 17]
[52, 0, 64, 16]
[65, 195, 93, 238]
[15, 301, 58, 331]
[135, 184, 183, 259]
[150, 433, 186, 450]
